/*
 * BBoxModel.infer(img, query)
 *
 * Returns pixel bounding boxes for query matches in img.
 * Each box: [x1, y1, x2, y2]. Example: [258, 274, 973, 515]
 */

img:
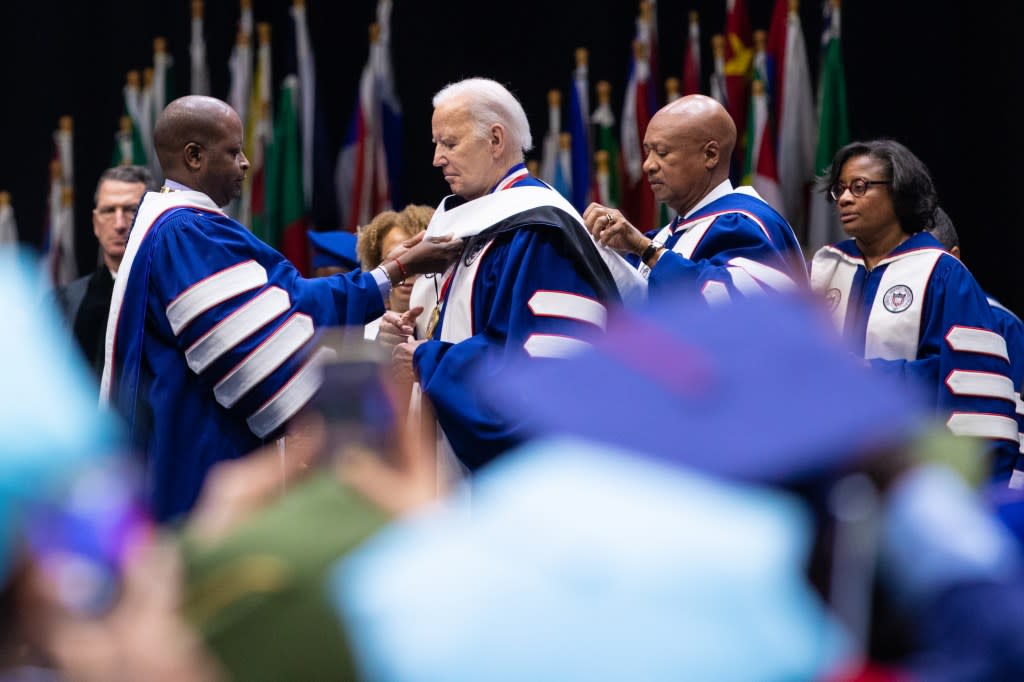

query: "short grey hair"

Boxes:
[93, 165, 154, 205]
[432, 78, 533, 158]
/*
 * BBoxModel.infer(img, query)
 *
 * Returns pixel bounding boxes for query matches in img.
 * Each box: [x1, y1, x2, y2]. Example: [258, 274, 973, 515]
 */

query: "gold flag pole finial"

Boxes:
[711, 34, 725, 58]
[633, 40, 646, 61]
[257, 22, 271, 45]
[192, 0, 203, 20]
[754, 30, 767, 52]
[575, 47, 588, 68]
[596, 80, 612, 105]
[548, 89, 561, 108]
[665, 77, 680, 100]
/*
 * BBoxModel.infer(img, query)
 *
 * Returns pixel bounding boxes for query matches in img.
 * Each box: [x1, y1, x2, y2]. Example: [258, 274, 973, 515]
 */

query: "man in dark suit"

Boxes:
[56, 165, 152, 377]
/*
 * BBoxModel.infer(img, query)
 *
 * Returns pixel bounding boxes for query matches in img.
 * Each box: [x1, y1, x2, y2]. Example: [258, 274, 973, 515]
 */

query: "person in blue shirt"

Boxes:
[810, 139, 1018, 483]
[581, 94, 807, 302]
[102, 95, 461, 522]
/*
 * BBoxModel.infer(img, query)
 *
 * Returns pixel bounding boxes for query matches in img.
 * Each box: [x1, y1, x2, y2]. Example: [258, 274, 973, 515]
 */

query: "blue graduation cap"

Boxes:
[0, 249, 121, 582]
[482, 292, 928, 484]
[308, 230, 360, 271]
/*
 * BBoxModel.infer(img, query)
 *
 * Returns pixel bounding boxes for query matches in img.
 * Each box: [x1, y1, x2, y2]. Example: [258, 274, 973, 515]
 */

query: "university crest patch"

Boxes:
[883, 284, 913, 313]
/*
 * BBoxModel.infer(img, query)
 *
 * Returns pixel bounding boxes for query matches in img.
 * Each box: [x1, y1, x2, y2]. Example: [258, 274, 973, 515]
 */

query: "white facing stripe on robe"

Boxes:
[165, 260, 268, 335]
[185, 286, 291, 373]
[945, 326, 1010, 362]
[946, 412, 1019, 442]
[527, 291, 607, 330]
[214, 313, 314, 409]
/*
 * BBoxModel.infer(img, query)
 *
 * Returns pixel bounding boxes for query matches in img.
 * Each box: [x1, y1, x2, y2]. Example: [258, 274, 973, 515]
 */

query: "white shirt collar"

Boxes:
[682, 179, 733, 219]
[162, 179, 194, 192]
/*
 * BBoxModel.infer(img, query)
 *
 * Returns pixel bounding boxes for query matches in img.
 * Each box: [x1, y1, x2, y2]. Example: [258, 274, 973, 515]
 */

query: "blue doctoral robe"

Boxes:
[636, 188, 808, 301]
[413, 167, 631, 470]
[987, 296, 1024, 482]
[811, 232, 1019, 481]
[104, 190, 384, 521]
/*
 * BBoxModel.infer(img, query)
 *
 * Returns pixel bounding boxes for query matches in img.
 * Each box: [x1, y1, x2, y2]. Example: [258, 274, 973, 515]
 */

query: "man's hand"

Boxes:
[392, 338, 428, 389]
[582, 202, 648, 255]
[378, 306, 423, 349]
[385, 233, 463, 277]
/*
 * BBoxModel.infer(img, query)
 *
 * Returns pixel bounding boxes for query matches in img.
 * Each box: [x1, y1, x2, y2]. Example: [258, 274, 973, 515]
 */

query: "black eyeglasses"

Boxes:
[827, 176, 892, 200]
[829, 178, 891, 201]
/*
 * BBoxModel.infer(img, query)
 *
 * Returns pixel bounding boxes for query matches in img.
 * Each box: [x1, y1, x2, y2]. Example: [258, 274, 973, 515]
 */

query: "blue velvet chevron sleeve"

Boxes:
[870, 259, 1019, 480]
[649, 213, 807, 302]
[414, 227, 607, 469]
[988, 300, 1024, 481]
[147, 211, 384, 439]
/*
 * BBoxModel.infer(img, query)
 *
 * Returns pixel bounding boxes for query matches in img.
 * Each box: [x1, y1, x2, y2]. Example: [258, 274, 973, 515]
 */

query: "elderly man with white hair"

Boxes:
[384, 77, 643, 474]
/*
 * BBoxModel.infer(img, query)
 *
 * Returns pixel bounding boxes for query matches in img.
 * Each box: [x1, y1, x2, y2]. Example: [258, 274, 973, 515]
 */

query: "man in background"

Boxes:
[56, 165, 152, 376]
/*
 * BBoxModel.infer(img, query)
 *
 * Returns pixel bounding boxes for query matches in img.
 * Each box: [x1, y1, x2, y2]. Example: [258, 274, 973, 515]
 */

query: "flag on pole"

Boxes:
[592, 151, 613, 208]
[240, 22, 273, 231]
[775, 0, 816, 237]
[682, 11, 702, 96]
[0, 192, 17, 246]
[263, 76, 310, 274]
[374, 0, 403, 211]
[139, 68, 156, 174]
[568, 48, 592, 212]
[591, 81, 621, 208]
[336, 19, 396, 230]
[291, 0, 316, 210]
[540, 89, 562, 186]
[744, 80, 785, 214]
[752, 31, 771, 100]
[112, 116, 136, 166]
[335, 1, 402, 231]
[226, 26, 252, 219]
[765, 0, 788, 122]
[227, 4, 253, 131]
[807, 0, 850, 250]
[553, 132, 573, 201]
[152, 36, 175, 114]
[119, 71, 147, 166]
[190, 0, 209, 95]
[710, 34, 728, 107]
[638, 0, 660, 114]
[150, 37, 175, 184]
[724, 0, 754, 177]
[54, 116, 73, 186]
[43, 159, 76, 287]
[621, 39, 656, 231]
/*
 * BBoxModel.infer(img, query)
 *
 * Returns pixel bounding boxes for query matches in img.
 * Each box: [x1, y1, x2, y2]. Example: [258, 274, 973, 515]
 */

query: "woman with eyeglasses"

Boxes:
[810, 139, 1019, 485]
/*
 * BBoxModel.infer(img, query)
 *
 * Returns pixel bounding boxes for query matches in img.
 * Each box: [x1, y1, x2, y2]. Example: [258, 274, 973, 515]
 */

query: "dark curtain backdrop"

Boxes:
[1, 1, 1021, 309]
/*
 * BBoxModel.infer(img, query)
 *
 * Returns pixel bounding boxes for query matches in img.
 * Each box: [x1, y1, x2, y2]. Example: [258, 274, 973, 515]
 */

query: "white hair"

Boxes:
[432, 78, 533, 158]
